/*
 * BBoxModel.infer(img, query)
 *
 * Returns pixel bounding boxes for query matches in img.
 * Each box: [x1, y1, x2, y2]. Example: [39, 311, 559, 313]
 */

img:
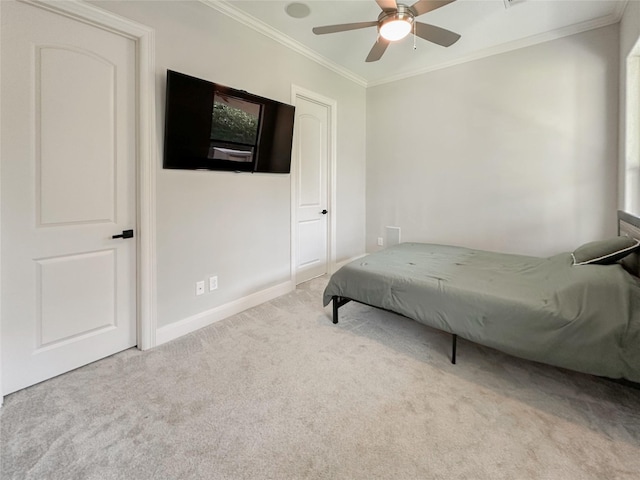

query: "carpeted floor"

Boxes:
[2, 276, 640, 479]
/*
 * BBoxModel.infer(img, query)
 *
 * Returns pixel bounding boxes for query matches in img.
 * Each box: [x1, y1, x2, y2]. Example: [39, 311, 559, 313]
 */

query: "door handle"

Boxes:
[112, 229, 134, 239]
[320, 209, 328, 215]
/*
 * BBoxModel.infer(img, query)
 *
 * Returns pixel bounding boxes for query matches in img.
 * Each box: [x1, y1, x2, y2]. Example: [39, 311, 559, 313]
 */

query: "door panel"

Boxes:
[298, 116, 322, 206]
[298, 219, 324, 268]
[37, 250, 116, 347]
[295, 97, 329, 283]
[1, 1, 137, 394]
[38, 46, 116, 225]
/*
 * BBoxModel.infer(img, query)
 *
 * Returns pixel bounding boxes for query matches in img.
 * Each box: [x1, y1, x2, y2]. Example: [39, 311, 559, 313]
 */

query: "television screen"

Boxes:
[163, 70, 294, 173]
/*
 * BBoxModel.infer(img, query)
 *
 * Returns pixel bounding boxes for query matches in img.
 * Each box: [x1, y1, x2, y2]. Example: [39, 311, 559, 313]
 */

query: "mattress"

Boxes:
[323, 243, 640, 382]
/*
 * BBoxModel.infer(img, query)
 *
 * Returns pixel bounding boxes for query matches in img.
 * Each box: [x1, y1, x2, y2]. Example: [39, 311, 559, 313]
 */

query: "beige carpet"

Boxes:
[2, 276, 640, 479]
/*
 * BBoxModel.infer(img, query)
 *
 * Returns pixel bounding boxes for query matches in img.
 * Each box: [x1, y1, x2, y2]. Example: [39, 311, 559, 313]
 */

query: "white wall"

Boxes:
[366, 25, 619, 257]
[92, 1, 366, 329]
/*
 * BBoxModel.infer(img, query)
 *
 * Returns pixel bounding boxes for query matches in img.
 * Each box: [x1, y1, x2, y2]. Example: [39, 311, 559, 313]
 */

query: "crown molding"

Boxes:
[615, 0, 630, 20]
[200, 0, 627, 89]
[199, 0, 367, 87]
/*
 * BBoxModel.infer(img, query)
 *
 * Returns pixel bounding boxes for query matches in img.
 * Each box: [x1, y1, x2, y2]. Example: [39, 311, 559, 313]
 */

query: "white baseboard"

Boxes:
[156, 280, 294, 346]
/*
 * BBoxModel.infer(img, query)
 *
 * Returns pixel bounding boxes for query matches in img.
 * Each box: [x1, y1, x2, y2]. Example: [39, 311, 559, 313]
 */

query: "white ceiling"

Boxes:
[203, 0, 627, 86]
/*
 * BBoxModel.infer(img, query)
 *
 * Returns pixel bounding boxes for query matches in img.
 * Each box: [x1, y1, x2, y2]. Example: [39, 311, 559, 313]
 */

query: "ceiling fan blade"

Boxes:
[366, 37, 390, 62]
[410, 0, 457, 17]
[312, 21, 378, 35]
[414, 22, 461, 47]
[376, 0, 398, 12]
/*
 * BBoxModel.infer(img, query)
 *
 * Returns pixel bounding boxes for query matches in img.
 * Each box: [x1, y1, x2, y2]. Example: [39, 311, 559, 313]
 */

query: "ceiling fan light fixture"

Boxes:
[378, 6, 415, 42]
[379, 17, 412, 41]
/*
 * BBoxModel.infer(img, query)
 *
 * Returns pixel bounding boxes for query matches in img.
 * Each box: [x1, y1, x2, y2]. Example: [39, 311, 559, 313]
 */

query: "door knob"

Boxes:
[112, 229, 134, 239]
[321, 209, 328, 215]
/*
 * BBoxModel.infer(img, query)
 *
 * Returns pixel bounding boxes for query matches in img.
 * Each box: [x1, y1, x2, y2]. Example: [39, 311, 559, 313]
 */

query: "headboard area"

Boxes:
[618, 210, 640, 276]
[618, 210, 640, 239]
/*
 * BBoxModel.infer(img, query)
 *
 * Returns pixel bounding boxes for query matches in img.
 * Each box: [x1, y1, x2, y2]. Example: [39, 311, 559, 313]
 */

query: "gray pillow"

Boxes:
[619, 251, 640, 276]
[572, 236, 640, 266]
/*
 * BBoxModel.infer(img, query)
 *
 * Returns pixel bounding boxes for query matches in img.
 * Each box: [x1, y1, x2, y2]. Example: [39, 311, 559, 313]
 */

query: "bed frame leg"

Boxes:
[451, 334, 457, 364]
[331, 296, 352, 324]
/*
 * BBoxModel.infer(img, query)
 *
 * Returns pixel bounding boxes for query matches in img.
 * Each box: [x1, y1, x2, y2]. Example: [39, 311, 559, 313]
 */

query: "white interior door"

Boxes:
[1, 1, 137, 395]
[294, 95, 330, 284]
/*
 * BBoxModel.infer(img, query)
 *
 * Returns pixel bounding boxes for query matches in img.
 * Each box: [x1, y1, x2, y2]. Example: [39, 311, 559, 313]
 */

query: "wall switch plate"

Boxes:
[209, 276, 218, 291]
[196, 281, 205, 296]
[377, 237, 384, 246]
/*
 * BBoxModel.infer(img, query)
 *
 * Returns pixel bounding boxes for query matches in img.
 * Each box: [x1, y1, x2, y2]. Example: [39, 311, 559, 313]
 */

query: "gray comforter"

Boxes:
[323, 243, 640, 382]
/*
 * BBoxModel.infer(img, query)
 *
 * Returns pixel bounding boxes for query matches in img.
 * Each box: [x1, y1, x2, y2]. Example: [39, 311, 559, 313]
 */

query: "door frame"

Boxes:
[290, 85, 337, 285]
[0, 0, 157, 402]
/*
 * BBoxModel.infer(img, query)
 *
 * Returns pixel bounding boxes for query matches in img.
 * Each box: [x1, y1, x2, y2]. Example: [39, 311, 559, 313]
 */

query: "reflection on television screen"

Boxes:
[208, 146, 253, 163]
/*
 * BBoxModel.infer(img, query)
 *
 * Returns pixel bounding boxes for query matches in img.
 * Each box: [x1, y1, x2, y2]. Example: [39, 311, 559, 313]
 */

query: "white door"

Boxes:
[1, 1, 137, 395]
[294, 95, 330, 284]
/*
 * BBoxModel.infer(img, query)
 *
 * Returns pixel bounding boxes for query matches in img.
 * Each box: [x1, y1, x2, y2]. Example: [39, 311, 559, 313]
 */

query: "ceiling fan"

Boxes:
[312, 0, 461, 62]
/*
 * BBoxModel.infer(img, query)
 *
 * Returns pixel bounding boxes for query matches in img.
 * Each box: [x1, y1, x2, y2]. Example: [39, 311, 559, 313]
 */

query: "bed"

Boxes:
[323, 211, 640, 383]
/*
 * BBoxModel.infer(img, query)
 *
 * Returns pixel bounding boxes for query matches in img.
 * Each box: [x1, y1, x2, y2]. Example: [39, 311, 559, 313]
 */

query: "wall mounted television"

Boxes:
[163, 70, 295, 174]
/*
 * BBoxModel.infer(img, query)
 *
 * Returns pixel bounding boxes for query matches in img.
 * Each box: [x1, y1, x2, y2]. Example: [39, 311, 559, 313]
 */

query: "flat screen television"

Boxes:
[163, 70, 295, 173]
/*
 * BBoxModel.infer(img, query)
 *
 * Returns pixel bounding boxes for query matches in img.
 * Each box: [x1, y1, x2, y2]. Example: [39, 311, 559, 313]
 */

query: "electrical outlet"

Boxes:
[196, 281, 205, 296]
[377, 237, 384, 246]
[209, 275, 218, 291]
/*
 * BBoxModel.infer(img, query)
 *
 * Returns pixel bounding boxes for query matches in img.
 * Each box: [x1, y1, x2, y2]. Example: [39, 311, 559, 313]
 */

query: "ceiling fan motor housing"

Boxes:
[378, 4, 415, 25]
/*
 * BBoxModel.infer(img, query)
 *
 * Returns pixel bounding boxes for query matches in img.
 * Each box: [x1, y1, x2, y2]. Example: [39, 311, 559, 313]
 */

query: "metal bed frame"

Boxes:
[331, 295, 458, 364]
